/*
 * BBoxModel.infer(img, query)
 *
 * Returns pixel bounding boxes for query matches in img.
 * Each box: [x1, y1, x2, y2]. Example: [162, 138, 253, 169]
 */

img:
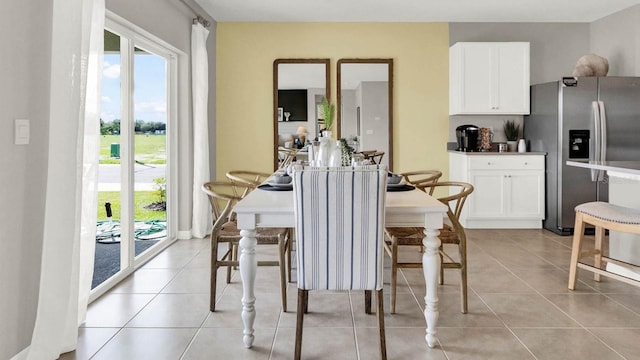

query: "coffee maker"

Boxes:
[456, 125, 479, 152]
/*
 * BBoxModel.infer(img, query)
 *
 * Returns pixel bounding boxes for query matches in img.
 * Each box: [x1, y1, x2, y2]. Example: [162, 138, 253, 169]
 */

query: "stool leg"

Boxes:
[594, 226, 605, 282]
[568, 213, 585, 290]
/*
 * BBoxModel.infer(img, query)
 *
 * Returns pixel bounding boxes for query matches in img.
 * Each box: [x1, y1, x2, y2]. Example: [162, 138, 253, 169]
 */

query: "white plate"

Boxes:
[267, 181, 293, 188]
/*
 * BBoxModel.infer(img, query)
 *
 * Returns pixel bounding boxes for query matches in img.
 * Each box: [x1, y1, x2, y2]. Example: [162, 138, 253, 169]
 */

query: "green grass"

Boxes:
[97, 191, 166, 222]
[100, 134, 166, 164]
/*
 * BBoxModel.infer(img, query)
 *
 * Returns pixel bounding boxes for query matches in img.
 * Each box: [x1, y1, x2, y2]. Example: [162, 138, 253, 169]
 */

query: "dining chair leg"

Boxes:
[278, 237, 287, 312]
[294, 289, 307, 360]
[287, 229, 293, 283]
[210, 238, 220, 312]
[364, 290, 372, 314]
[594, 226, 605, 282]
[459, 239, 468, 314]
[226, 243, 236, 284]
[376, 289, 387, 360]
[390, 237, 399, 314]
[439, 245, 444, 285]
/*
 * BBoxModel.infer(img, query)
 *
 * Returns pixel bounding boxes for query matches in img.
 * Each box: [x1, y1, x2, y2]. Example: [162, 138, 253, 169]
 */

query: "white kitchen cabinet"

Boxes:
[449, 42, 530, 115]
[449, 152, 545, 228]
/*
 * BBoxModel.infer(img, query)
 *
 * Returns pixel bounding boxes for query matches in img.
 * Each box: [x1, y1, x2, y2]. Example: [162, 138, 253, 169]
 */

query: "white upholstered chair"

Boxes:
[291, 165, 388, 360]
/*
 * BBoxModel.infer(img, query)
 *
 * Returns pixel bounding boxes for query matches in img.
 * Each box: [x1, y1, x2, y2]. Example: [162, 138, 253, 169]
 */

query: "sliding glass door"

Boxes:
[92, 17, 177, 298]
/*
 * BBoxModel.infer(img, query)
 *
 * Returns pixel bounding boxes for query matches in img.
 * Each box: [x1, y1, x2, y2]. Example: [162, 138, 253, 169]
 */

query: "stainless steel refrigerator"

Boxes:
[524, 76, 640, 235]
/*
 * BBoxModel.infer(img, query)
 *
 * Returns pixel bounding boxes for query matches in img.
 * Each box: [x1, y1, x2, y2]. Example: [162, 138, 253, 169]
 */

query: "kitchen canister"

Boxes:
[517, 139, 527, 153]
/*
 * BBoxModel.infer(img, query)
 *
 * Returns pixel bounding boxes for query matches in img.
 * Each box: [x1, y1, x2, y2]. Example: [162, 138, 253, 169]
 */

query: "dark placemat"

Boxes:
[258, 183, 293, 191]
[387, 184, 415, 192]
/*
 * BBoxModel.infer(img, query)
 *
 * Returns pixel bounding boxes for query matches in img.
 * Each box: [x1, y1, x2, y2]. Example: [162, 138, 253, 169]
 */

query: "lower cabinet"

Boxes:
[449, 152, 545, 228]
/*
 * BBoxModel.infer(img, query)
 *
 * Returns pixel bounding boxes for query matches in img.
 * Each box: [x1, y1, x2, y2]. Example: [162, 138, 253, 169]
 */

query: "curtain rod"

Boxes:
[179, 0, 211, 27]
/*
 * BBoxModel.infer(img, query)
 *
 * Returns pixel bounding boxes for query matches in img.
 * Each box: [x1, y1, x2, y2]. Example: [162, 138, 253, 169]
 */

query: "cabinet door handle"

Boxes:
[524, 162, 528, 165]
[487, 162, 492, 165]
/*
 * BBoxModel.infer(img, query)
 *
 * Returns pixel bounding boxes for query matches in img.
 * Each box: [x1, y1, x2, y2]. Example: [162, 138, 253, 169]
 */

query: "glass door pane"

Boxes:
[94, 29, 123, 289]
[132, 46, 167, 258]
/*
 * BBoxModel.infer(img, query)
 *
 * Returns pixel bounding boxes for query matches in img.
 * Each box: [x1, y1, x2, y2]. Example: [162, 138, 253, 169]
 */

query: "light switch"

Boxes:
[15, 119, 29, 145]
[366, 129, 374, 135]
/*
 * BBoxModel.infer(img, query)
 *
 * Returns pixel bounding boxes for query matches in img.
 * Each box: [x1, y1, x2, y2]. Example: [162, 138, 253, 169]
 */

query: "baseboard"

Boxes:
[461, 218, 542, 229]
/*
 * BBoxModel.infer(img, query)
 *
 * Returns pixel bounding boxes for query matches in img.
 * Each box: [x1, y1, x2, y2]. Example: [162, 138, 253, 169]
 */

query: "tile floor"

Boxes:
[62, 229, 640, 359]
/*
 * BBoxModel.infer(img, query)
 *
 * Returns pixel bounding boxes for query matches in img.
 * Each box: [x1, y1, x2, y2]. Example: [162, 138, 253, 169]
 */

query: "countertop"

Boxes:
[566, 160, 640, 178]
[448, 150, 547, 156]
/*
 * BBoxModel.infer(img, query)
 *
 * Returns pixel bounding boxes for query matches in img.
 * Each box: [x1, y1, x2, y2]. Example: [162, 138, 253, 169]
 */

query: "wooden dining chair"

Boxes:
[291, 165, 388, 360]
[201, 181, 291, 312]
[384, 181, 474, 314]
[278, 148, 300, 169]
[226, 169, 293, 282]
[226, 170, 270, 197]
[400, 170, 443, 195]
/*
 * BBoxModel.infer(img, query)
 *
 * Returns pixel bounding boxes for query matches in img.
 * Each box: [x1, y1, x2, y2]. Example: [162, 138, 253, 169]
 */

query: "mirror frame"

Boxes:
[337, 58, 394, 170]
[273, 58, 331, 170]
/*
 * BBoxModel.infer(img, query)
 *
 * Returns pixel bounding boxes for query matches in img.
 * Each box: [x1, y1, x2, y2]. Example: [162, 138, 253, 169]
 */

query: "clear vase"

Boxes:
[329, 142, 342, 166]
[317, 133, 333, 166]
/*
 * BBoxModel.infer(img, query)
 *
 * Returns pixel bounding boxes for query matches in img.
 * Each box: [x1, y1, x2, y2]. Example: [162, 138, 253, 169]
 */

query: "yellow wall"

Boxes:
[216, 22, 450, 179]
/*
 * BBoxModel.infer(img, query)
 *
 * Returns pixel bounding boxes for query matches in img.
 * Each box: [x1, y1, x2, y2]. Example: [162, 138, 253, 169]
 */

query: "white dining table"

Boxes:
[232, 184, 448, 349]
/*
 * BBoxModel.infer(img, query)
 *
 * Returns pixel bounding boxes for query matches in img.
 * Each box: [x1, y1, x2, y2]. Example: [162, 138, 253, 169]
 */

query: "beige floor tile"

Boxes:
[161, 267, 210, 294]
[182, 327, 275, 360]
[589, 328, 640, 360]
[277, 292, 354, 328]
[545, 293, 640, 327]
[203, 286, 283, 329]
[272, 327, 358, 360]
[109, 268, 180, 294]
[77, 233, 640, 359]
[468, 265, 535, 294]
[606, 293, 640, 315]
[357, 326, 448, 360]
[141, 249, 200, 269]
[90, 328, 197, 360]
[437, 327, 534, 359]
[434, 291, 504, 328]
[83, 293, 155, 327]
[59, 327, 119, 360]
[509, 268, 598, 294]
[352, 292, 426, 328]
[479, 293, 580, 327]
[512, 328, 625, 360]
[126, 293, 209, 327]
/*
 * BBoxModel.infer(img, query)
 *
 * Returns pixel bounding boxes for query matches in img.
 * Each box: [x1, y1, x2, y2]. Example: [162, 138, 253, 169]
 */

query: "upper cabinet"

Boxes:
[449, 42, 530, 115]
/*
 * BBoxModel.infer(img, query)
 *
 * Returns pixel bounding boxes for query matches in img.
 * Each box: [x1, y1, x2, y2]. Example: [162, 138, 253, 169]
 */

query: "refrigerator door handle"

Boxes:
[590, 101, 602, 182]
[599, 101, 607, 162]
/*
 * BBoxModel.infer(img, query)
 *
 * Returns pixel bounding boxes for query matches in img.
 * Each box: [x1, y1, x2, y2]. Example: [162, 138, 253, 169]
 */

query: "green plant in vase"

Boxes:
[319, 96, 335, 136]
[503, 119, 521, 151]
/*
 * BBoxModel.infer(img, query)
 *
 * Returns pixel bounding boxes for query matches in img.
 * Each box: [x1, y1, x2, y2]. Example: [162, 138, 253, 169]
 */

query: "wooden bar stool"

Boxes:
[568, 201, 640, 290]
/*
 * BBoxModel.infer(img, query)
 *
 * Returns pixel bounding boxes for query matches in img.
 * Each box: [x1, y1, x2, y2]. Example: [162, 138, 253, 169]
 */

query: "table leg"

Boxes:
[239, 229, 258, 348]
[422, 227, 441, 348]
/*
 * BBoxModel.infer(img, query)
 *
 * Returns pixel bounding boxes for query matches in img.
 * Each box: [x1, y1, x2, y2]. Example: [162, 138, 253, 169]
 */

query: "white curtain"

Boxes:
[191, 23, 212, 238]
[15, 0, 104, 358]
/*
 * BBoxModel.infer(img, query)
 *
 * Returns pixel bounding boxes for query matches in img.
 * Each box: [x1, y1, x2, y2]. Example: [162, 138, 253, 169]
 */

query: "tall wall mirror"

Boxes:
[337, 58, 393, 170]
[273, 58, 330, 169]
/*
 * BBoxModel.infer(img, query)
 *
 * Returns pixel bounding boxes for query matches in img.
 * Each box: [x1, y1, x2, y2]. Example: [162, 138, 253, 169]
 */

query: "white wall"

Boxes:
[590, 4, 640, 76]
[1, 0, 215, 357]
[0, 1, 53, 357]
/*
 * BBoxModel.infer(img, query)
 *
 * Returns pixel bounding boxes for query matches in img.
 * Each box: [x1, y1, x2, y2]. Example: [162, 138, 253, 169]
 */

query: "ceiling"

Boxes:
[194, 0, 640, 23]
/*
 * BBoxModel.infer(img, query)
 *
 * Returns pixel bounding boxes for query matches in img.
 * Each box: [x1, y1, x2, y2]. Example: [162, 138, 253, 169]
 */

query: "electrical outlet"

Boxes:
[15, 119, 29, 145]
